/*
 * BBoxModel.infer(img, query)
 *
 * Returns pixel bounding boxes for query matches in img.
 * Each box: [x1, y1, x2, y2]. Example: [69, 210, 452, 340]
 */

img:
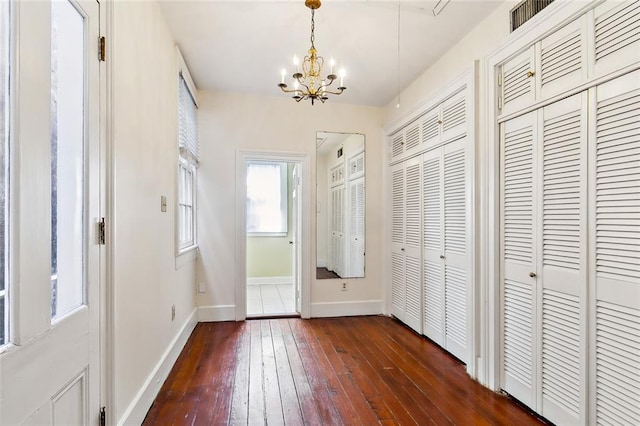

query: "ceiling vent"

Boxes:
[510, 0, 555, 32]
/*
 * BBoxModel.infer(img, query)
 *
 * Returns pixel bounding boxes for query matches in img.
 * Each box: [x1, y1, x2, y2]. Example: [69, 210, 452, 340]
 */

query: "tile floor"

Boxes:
[247, 283, 296, 316]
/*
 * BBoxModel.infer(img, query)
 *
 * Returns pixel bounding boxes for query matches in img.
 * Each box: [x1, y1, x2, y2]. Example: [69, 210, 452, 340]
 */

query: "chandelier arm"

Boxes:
[279, 85, 304, 94]
[321, 88, 346, 95]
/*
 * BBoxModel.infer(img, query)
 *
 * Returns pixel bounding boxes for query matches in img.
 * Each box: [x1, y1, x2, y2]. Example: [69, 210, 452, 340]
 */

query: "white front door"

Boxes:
[0, 0, 103, 424]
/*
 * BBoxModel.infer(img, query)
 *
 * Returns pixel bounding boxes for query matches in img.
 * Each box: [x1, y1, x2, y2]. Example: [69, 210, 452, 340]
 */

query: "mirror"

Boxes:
[316, 132, 365, 279]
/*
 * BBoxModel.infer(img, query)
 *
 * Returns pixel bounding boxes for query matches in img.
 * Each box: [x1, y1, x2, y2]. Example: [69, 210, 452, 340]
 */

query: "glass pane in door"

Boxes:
[51, 0, 85, 319]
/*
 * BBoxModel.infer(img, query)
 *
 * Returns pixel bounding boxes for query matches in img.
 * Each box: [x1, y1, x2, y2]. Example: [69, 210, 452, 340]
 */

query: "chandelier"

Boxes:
[278, 0, 346, 105]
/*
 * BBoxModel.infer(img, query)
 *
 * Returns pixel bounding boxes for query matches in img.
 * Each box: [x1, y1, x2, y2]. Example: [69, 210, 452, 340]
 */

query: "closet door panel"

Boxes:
[391, 163, 406, 320]
[422, 149, 444, 345]
[539, 17, 586, 100]
[501, 111, 538, 408]
[593, 0, 640, 78]
[404, 157, 423, 333]
[539, 93, 588, 425]
[592, 71, 640, 425]
[421, 107, 441, 150]
[501, 48, 536, 116]
[404, 120, 422, 159]
[443, 138, 469, 363]
[441, 90, 467, 143]
[390, 131, 405, 162]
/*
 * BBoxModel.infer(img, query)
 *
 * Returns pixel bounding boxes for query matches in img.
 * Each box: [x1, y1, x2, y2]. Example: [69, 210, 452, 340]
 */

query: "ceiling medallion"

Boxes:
[278, 0, 346, 105]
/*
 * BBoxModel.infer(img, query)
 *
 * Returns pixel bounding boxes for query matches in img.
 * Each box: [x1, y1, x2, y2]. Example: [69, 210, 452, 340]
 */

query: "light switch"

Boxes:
[161, 195, 167, 212]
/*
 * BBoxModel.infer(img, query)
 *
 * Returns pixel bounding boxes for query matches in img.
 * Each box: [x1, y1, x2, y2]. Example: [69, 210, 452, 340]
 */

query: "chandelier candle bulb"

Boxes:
[281, 68, 286, 84]
[330, 58, 335, 74]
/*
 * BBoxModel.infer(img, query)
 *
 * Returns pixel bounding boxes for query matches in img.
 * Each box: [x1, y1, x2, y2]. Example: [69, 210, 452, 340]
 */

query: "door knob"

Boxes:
[526, 70, 535, 78]
[401, 248, 405, 251]
[529, 272, 536, 278]
[439, 255, 445, 259]
[289, 241, 293, 245]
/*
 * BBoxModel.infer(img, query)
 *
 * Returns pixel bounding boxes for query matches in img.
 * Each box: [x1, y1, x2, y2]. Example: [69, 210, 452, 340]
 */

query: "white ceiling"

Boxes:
[159, 1, 503, 107]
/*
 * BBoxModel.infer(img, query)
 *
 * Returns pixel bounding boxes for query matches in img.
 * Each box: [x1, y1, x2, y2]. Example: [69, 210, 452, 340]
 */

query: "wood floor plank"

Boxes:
[261, 320, 285, 425]
[270, 320, 304, 425]
[143, 316, 545, 426]
[247, 320, 265, 425]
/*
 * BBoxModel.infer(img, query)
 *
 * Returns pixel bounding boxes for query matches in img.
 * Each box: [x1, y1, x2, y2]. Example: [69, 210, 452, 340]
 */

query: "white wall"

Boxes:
[197, 91, 385, 317]
[384, 0, 517, 123]
[111, 1, 196, 422]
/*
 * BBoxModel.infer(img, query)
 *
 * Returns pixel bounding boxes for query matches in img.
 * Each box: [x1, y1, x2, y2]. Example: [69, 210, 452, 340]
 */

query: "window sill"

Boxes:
[176, 245, 198, 270]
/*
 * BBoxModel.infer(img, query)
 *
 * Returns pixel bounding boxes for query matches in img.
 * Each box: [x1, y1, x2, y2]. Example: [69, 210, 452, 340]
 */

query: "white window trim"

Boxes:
[246, 161, 288, 237]
[175, 47, 198, 260]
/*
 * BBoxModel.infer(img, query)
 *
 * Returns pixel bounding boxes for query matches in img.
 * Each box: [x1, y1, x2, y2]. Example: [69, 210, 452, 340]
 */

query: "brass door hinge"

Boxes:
[98, 217, 106, 245]
[99, 36, 106, 62]
[99, 407, 106, 426]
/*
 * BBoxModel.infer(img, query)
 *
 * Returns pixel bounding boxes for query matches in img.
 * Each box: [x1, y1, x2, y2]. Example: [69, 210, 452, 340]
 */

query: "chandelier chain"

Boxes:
[310, 9, 315, 48]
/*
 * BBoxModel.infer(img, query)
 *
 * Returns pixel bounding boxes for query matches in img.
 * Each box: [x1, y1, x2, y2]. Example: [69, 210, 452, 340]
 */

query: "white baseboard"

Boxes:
[118, 308, 198, 426]
[246, 276, 292, 286]
[310, 300, 383, 318]
[197, 304, 236, 322]
[317, 259, 326, 268]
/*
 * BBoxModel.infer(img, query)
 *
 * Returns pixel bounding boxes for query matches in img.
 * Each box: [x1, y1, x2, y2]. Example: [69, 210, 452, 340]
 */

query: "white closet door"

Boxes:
[391, 163, 406, 321]
[421, 106, 441, 150]
[422, 148, 444, 345]
[443, 137, 469, 364]
[538, 93, 588, 425]
[501, 47, 536, 116]
[349, 177, 365, 277]
[390, 131, 405, 162]
[404, 120, 422, 158]
[538, 17, 586, 100]
[590, 70, 640, 425]
[441, 90, 467, 143]
[422, 149, 445, 346]
[501, 111, 538, 408]
[593, 0, 640, 78]
[404, 157, 423, 333]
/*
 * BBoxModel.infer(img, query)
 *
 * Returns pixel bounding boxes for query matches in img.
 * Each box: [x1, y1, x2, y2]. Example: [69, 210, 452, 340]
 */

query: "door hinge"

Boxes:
[497, 71, 502, 87]
[498, 96, 503, 110]
[98, 217, 106, 245]
[99, 36, 106, 62]
[99, 407, 106, 426]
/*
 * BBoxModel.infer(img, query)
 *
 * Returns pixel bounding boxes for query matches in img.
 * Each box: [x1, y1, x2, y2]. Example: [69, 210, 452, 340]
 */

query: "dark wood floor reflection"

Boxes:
[143, 316, 544, 425]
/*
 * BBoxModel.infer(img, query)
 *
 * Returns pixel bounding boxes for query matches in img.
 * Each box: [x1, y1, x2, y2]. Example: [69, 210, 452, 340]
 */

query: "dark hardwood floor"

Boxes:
[316, 267, 341, 279]
[143, 316, 543, 425]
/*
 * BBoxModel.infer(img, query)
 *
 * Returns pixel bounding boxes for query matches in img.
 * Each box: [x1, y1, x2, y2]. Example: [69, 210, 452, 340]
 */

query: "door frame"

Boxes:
[235, 150, 311, 320]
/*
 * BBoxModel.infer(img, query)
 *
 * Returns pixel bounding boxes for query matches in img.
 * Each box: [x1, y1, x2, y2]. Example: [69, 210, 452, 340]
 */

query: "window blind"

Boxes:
[178, 75, 199, 165]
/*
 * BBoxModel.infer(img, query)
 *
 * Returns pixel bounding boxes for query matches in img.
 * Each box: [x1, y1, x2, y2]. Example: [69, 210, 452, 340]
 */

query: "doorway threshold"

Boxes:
[246, 313, 301, 320]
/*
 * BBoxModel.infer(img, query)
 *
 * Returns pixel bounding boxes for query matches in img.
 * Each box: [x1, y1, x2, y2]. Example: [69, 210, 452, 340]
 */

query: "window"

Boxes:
[0, 0, 9, 345]
[246, 162, 288, 235]
[177, 72, 198, 252]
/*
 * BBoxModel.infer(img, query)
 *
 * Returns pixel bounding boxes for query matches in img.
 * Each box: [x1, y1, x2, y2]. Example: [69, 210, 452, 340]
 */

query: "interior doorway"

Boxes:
[244, 158, 302, 317]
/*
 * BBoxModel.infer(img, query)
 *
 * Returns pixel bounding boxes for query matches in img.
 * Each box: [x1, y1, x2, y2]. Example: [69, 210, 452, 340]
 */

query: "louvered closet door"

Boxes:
[590, 70, 640, 425]
[501, 48, 536, 116]
[538, 17, 586, 100]
[422, 106, 441, 150]
[404, 157, 423, 333]
[391, 163, 406, 321]
[422, 148, 444, 346]
[336, 185, 345, 277]
[593, 0, 640, 78]
[441, 90, 467, 143]
[391, 131, 405, 162]
[538, 93, 588, 426]
[349, 177, 365, 277]
[404, 120, 421, 158]
[442, 137, 469, 364]
[501, 111, 538, 409]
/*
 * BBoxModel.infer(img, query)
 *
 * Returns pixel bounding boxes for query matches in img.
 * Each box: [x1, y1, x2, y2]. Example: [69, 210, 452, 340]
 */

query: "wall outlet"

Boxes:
[198, 282, 206, 293]
[342, 282, 348, 291]
[171, 304, 176, 321]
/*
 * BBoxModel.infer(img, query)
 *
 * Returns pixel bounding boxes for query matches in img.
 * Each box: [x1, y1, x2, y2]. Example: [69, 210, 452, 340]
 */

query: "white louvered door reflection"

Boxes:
[442, 138, 469, 364]
[422, 148, 444, 346]
[349, 177, 365, 277]
[538, 93, 588, 425]
[593, 0, 640, 78]
[590, 70, 640, 425]
[404, 157, 423, 333]
[538, 17, 586, 100]
[501, 111, 538, 409]
[391, 163, 406, 321]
